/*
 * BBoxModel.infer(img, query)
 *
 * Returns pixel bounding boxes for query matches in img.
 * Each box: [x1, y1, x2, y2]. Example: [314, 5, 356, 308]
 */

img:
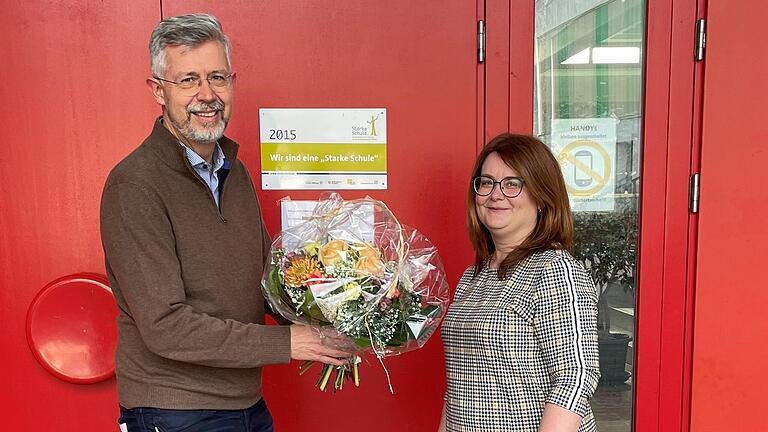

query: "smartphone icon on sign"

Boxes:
[574, 150, 593, 187]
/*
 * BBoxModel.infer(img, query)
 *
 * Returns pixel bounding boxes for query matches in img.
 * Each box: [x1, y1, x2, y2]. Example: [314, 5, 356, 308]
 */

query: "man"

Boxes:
[100, 13, 348, 431]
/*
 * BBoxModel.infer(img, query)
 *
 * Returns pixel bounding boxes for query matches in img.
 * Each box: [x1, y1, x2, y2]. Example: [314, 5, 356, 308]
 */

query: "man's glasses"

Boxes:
[153, 73, 235, 94]
[472, 175, 525, 198]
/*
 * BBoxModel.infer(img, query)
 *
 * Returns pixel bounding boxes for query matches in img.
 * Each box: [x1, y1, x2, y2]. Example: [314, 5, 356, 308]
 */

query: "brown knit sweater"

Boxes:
[100, 118, 291, 410]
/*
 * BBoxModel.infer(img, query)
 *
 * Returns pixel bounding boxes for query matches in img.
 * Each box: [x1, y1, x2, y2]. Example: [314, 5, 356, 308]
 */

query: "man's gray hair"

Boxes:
[149, 13, 231, 78]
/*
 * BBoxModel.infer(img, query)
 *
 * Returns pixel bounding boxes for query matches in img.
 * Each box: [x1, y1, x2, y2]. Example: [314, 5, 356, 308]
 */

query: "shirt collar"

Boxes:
[180, 141, 226, 172]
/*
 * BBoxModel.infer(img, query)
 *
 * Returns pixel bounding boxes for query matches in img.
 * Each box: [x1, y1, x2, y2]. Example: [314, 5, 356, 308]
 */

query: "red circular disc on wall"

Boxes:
[26, 274, 117, 384]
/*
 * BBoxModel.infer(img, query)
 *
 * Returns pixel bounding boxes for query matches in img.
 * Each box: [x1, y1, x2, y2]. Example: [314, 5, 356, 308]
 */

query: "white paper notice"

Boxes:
[280, 200, 375, 250]
[280, 200, 319, 231]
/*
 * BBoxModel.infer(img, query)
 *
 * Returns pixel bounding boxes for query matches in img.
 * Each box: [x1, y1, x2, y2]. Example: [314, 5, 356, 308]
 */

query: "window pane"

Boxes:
[534, 1, 645, 430]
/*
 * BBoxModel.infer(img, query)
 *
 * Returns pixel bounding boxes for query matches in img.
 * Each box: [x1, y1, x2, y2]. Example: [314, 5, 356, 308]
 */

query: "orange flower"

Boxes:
[353, 242, 379, 260]
[319, 239, 350, 267]
[284, 256, 321, 287]
[353, 242, 385, 277]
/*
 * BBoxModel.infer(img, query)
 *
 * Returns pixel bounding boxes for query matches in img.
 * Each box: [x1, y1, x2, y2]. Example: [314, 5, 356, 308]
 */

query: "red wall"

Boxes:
[690, 1, 768, 431]
[1, 1, 158, 427]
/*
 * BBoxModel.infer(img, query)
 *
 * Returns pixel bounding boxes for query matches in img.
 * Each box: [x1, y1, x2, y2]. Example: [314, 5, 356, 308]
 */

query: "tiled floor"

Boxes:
[592, 381, 633, 432]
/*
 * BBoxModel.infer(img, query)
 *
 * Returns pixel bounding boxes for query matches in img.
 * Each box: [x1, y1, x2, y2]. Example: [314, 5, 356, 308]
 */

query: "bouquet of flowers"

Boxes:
[262, 193, 449, 392]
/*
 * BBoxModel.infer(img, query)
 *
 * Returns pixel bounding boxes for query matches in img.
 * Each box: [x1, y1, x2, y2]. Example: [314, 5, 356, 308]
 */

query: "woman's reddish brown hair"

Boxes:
[467, 133, 573, 277]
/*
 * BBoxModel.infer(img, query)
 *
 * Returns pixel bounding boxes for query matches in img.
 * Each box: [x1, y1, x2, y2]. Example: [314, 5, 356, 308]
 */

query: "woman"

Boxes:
[439, 134, 600, 432]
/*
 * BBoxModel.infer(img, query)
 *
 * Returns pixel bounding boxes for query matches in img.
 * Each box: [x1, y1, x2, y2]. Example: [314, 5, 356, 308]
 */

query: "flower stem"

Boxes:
[334, 367, 345, 391]
[299, 360, 315, 376]
[353, 358, 360, 387]
[317, 364, 334, 391]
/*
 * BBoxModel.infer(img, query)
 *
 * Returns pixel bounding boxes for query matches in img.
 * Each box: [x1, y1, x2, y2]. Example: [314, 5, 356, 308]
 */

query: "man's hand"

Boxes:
[289, 325, 353, 366]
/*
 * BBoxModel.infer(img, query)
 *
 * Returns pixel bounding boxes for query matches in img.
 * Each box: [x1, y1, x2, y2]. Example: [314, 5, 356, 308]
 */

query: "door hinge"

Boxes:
[689, 173, 701, 213]
[478, 20, 486, 63]
[695, 19, 706, 61]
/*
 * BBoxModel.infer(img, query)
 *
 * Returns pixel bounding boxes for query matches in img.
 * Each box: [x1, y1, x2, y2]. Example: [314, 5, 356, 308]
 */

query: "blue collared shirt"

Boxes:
[180, 142, 227, 208]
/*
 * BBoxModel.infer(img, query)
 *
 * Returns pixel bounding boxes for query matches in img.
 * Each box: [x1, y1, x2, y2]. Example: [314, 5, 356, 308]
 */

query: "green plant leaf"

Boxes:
[266, 266, 293, 309]
[300, 289, 332, 324]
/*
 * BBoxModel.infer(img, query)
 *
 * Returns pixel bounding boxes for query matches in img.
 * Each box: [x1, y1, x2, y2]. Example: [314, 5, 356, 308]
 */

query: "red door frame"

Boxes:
[484, 0, 534, 139]
[633, 0, 701, 430]
[485, 1, 703, 430]
[681, 2, 706, 431]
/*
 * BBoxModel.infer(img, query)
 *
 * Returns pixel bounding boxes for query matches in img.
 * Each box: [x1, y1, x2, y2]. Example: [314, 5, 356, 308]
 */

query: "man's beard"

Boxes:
[170, 101, 227, 144]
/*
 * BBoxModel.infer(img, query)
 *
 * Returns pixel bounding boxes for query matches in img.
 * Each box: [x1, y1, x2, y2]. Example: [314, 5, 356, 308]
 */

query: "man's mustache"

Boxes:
[187, 101, 224, 114]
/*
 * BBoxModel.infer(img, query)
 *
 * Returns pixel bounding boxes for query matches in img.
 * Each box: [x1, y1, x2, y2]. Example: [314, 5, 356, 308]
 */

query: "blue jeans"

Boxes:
[118, 399, 274, 432]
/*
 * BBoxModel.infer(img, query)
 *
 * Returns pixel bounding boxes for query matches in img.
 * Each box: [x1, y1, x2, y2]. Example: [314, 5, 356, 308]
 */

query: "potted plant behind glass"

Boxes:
[572, 205, 637, 385]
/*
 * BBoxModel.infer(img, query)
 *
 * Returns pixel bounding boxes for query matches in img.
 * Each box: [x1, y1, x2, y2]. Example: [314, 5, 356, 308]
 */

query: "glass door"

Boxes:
[533, 1, 645, 430]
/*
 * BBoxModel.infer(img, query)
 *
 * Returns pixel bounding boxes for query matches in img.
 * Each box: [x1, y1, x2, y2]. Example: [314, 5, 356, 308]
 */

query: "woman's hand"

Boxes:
[538, 403, 582, 432]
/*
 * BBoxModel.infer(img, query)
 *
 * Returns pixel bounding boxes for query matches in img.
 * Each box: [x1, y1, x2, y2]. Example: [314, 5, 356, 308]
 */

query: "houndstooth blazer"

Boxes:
[441, 249, 600, 432]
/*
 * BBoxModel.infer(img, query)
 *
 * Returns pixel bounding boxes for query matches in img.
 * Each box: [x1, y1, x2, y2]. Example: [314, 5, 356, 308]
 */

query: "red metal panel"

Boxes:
[508, 0, 533, 134]
[690, 1, 768, 431]
[483, 0, 532, 140]
[0, 1, 159, 430]
[635, 0, 699, 430]
[159, 2, 479, 431]
[485, 0, 511, 139]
